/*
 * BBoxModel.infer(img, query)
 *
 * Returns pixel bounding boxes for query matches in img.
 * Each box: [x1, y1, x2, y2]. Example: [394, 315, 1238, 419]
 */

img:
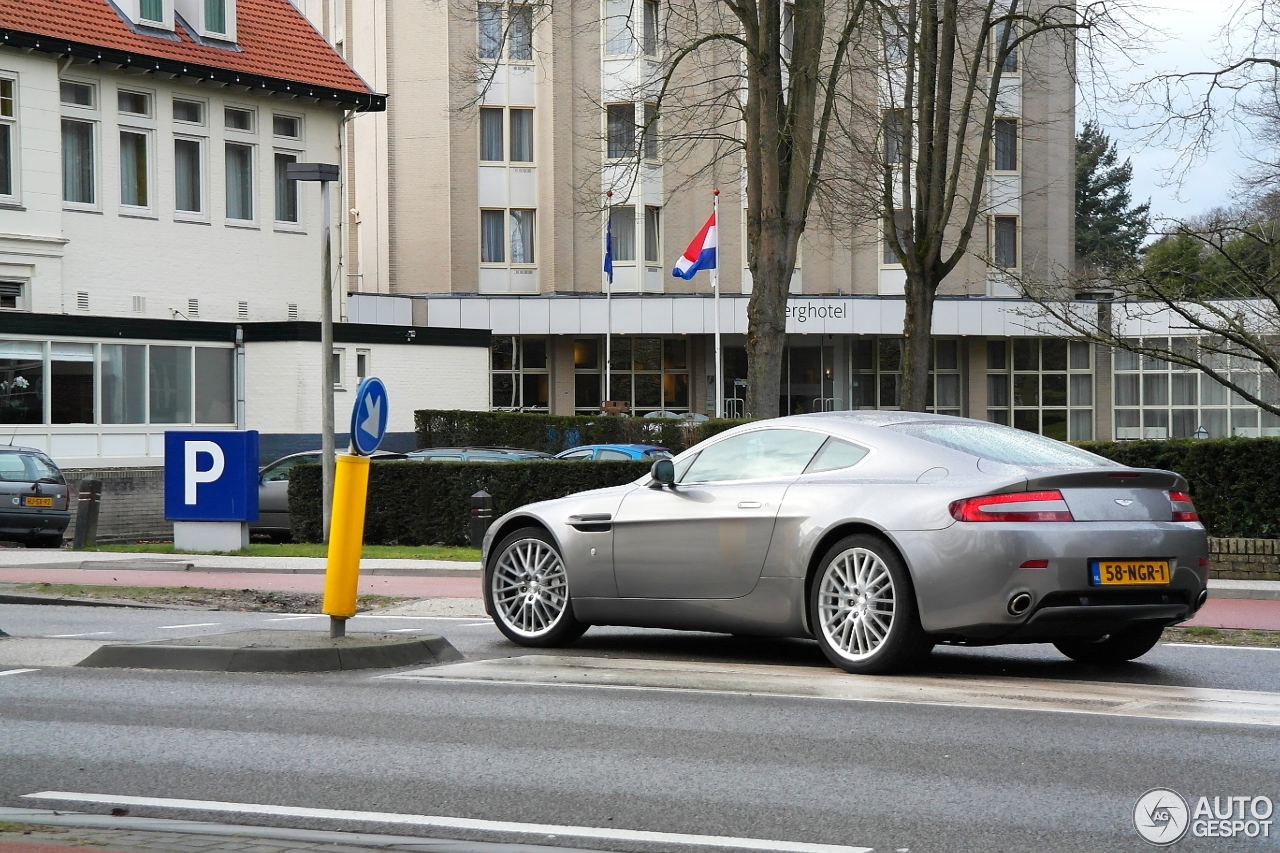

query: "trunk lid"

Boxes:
[1024, 468, 1184, 522]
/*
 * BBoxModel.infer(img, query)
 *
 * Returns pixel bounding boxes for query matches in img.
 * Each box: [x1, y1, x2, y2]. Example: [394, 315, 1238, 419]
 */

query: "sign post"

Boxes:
[164, 431, 259, 552]
[322, 377, 388, 638]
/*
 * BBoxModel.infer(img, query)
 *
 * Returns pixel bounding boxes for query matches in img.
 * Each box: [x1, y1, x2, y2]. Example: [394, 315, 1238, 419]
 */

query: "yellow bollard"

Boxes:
[323, 453, 371, 628]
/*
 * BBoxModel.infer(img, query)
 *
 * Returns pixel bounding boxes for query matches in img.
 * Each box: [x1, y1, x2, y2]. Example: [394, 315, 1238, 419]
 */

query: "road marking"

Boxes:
[385, 654, 1280, 729]
[0, 669, 38, 677]
[462, 621, 492, 627]
[21, 792, 871, 853]
[46, 632, 112, 638]
[388, 628, 424, 633]
[156, 623, 221, 630]
[1164, 642, 1280, 652]
[263, 616, 321, 622]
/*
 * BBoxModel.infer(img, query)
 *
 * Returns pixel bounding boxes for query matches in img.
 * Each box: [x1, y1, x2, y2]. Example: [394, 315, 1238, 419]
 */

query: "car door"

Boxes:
[611, 427, 829, 599]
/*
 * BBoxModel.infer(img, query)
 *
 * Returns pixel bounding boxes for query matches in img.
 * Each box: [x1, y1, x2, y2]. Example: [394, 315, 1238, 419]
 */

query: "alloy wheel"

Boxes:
[816, 547, 896, 661]
[491, 537, 570, 638]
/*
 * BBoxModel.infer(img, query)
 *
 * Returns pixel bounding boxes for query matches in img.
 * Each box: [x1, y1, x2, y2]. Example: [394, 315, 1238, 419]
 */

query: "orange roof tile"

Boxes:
[0, 0, 382, 109]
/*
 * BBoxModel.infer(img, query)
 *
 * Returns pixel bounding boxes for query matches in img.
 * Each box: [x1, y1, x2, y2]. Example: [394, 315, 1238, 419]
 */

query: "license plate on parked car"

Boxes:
[22, 496, 53, 508]
[1090, 560, 1170, 586]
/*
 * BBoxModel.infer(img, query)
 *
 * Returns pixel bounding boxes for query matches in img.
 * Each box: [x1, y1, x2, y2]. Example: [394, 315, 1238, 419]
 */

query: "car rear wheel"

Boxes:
[809, 534, 932, 675]
[485, 526, 587, 647]
[1053, 624, 1165, 664]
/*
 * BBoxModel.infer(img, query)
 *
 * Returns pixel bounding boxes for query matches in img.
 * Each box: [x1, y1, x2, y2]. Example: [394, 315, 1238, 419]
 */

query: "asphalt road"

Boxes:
[1, 604, 1279, 853]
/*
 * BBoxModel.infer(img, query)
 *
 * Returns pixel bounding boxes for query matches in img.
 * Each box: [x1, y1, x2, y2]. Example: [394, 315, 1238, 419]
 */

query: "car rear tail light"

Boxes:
[1169, 491, 1199, 522]
[1199, 558, 1211, 567]
[949, 490, 1075, 522]
[1020, 560, 1049, 569]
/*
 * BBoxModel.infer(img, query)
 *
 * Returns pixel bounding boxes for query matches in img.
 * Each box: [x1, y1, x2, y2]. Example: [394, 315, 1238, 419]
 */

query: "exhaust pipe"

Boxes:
[1196, 589, 1208, 610]
[1008, 592, 1033, 616]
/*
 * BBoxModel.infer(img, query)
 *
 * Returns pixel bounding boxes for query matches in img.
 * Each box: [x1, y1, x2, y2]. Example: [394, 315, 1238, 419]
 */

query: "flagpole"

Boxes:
[711, 189, 722, 419]
[605, 191, 613, 411]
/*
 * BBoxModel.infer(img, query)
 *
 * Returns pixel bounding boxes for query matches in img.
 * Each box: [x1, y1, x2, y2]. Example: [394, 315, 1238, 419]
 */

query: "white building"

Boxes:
[0, 0, 488, 486]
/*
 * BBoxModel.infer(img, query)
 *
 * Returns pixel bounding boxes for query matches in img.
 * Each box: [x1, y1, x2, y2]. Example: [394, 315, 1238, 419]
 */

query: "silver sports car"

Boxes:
[481, 411, 1209, 674]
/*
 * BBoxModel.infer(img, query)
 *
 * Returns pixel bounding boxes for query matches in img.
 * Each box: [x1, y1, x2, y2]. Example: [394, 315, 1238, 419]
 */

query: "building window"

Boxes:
[510, 108, 533, 161]
[0, 340, 43, 425]
[205, 0, 228, 34]
[986, 339, 1093, 441]
[225, 142, 254, 221]
[51, 342, 94, 425]
[275, 151, 299, 223]
[356, 350, 370, 380]
[478, 3, 532, 60]
[642, 0, 659, 54]
[850, 337, 961, 417]
[0, 78, 15, 198]
[481, 209, 536, 264]
[992, 215, 1018, 268]
[174, 138, 203, 214]
[60, 81, 94, 108]
[993, 118, 1017, 171]
[0, 281, 22, 310]
[574, 336, 690, 414]
[509, 4, 533, 60]
[607, 103, 635, 158]
[882, 210, 909, 265]
[118, 90, 151, 117]
[642, 102, 658, 160]
[119, 130, 149, 208]
[61, 119, 95, 205]
[173, 98, 204, 124]
[224, 106, 254, 132]
[139, 0, 164, 22]
[273, 114, 301, 139]
[510, 209, 535, 262]
[644, 205, 661, 263]
[480, 108, 504, 161]
[993, 19, 1018, 73]
[479, 3, 503, 58]
[481, 210, 505, 262]
[609, 206, 636, 261]
[491, 336, 549, 410]
[1113, 337, 1279, 439]
[605, 0, 633, 55]
[882, 109, 906, 165]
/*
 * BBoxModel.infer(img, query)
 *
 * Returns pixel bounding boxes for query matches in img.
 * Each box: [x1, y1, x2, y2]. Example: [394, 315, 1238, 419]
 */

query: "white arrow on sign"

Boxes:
[360, 394, 382, 438]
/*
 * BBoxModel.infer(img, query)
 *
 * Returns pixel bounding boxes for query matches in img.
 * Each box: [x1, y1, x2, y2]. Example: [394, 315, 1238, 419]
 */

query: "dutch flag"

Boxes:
[671, 211, 717, 279]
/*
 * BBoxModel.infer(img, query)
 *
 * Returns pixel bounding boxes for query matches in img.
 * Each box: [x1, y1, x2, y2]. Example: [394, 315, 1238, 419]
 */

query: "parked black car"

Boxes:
[0, 446, 70, 548]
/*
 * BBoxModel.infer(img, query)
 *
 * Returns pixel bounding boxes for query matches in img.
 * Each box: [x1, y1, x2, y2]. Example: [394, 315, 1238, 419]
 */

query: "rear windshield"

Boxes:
[0, 451, 65, 483]
[884, 422, 1116, 468]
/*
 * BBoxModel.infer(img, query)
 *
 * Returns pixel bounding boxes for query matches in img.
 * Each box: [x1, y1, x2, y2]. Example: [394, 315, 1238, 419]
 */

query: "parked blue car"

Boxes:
[554, 443, 672, 461]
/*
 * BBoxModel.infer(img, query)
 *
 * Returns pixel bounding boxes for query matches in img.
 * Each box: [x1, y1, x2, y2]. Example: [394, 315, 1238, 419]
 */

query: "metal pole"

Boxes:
[330, 617, 345, 638]
[711, 189, 722, 419]
[321, 180, 335, 543]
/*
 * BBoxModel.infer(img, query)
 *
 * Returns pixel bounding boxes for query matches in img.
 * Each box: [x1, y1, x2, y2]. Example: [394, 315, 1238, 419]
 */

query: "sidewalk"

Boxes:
[0, 547, 1277, 631]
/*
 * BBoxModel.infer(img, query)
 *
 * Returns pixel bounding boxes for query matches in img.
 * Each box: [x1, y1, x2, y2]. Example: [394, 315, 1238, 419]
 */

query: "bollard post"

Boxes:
[470, 490, 493, 548]
[71, 478, 103, 550]
[322, 454, 371, 638]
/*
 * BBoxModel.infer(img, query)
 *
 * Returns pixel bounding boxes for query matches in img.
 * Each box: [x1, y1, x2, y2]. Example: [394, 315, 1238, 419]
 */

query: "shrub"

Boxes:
[289, 459, 652, 545]
[413, 409, 752, 455]
[1077, 437, 1280, 538]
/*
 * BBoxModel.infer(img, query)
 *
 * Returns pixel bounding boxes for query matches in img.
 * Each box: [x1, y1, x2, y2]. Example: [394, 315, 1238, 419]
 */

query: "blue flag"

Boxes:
[604, 215, 614, 285]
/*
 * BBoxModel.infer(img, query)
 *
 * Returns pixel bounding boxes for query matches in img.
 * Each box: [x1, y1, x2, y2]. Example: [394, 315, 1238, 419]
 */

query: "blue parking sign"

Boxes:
[164, 431, 259, 522]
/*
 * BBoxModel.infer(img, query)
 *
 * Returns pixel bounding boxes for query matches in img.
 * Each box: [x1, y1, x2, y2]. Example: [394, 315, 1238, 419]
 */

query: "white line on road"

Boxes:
[21, 792, 872, 853]
[263, 616, 322, 622]
[387, 628, 424, 633]
[0, 669, 38, 677]
[46, 632, 112, 638]
[1164, 642, 1280, 652]
[156, 623, 221, 630]
[462, 621, 492, 627]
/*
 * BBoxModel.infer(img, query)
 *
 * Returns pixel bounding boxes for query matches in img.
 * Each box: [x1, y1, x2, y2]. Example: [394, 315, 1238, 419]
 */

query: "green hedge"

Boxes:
[414, 409, 749, 455]
[1077, 438, 1280, 538]
[289, 460, 652, 545]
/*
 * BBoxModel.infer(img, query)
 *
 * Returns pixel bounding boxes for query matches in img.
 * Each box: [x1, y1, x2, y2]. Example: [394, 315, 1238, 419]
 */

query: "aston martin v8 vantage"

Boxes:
[480, 412, 1210, 674]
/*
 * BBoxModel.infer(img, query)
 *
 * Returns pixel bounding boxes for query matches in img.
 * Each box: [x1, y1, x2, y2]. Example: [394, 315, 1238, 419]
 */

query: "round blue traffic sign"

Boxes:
[350, 377, 389, 456]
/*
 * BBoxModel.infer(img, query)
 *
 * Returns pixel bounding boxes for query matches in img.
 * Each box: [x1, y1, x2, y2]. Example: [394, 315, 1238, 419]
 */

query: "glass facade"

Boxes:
[491, 335, 549, 411]
[987, 339, 1093, 441]
[573, 336, 690, 415]
[849, 338, 962, 417]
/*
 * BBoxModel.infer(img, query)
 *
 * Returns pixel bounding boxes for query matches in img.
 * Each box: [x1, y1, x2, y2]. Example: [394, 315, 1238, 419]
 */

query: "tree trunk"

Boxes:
[744, 220, 793, 419]
[900, 269, 936, 412]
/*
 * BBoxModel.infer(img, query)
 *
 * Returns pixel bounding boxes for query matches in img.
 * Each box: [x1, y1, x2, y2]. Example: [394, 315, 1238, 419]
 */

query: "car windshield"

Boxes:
[883, 422, 1116, 468]
[0, 452, 64, 483]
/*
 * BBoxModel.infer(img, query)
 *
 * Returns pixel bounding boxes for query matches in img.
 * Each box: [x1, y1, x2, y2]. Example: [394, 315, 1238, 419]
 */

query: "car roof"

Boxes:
[567, 444, 666, 451]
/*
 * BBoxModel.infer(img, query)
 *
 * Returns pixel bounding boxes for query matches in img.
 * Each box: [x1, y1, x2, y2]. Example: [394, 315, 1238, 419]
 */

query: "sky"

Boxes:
[1089, 1, 1252, 222]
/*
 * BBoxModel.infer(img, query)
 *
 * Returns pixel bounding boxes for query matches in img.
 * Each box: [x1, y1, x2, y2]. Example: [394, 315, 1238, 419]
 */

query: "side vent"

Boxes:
[0, 281, 22, 310]
[238, 301, 249, 320]
[132, 295, 146, 313]
[287, 302, 299, 321]
[188, 298, 199, 318]
[76, 291, 89, 311]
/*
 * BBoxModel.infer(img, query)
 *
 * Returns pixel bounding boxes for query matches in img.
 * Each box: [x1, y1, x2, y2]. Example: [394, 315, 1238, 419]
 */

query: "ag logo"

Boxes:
[1134, 788, 1190, 845]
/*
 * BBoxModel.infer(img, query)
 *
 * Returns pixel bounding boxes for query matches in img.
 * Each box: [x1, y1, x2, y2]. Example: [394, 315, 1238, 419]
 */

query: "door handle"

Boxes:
[737, 501, 763, 509]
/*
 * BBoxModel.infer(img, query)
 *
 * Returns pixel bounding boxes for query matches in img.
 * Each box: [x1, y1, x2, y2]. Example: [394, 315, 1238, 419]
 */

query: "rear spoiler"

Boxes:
[1023, 468, 1188, 493]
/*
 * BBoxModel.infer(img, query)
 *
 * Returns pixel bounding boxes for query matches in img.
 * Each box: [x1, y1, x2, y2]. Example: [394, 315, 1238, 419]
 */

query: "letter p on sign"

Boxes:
[184, 441, 225, 504]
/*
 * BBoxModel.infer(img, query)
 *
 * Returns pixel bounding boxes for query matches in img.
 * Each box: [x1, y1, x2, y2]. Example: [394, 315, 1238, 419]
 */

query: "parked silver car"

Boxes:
[481, 411, 1210, 674]
[254, 450, 408, 540]
[0, 446, 70, 548]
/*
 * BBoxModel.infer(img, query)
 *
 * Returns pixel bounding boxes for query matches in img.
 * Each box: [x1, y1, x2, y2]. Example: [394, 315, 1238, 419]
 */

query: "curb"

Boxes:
[77, 630, 463, 672]
[1209, 588, 1280, 601]
[0, 593, 172, 609]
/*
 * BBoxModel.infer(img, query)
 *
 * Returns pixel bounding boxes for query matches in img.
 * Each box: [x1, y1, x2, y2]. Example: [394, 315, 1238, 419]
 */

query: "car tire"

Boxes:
[485, 526, 588, 648]
[809, 533, 932, 675]
[1053, 624, 1166, 665]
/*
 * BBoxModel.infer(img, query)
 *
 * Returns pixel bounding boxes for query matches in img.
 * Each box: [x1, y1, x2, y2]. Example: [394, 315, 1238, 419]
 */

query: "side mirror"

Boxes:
[650, 458, 675, 489]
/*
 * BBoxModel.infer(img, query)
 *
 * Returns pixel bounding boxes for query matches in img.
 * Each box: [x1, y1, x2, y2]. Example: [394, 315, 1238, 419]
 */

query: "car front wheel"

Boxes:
[485, 526, 587, 647]
[809, 534, 932, 675]
[1053, 624, 1165, 664]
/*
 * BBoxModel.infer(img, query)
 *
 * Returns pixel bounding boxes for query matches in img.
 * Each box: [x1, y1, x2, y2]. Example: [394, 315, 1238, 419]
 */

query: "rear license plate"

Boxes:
[1090, 560, 1171, 586]
[22, 496, 54, 508]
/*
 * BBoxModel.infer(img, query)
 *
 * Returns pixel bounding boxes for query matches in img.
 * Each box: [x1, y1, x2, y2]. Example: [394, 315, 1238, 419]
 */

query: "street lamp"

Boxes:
[286, 162, 340, 541]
